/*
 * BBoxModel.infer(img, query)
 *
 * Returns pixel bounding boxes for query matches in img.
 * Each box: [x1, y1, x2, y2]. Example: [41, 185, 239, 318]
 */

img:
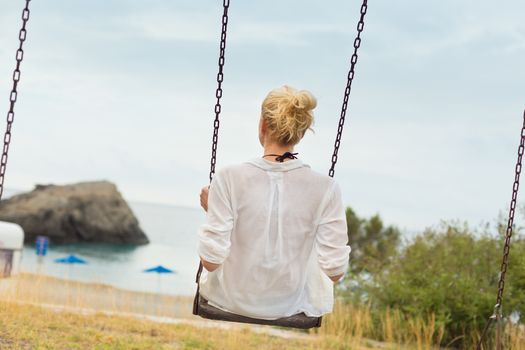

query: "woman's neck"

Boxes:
[262, 143, 295, 162]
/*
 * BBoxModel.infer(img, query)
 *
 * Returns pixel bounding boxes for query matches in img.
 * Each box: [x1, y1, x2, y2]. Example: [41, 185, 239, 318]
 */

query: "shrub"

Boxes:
[359, 222, 525, 347]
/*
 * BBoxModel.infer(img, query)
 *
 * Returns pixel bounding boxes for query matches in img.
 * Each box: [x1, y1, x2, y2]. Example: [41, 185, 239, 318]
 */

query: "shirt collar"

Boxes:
[246, 157, 309, 172]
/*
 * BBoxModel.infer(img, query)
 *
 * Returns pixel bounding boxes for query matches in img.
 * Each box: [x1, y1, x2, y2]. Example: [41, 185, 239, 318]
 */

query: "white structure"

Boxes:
[0, 221, 24, 278]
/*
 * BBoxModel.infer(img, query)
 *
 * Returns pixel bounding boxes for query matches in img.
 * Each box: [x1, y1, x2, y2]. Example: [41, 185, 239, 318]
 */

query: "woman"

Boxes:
[198, 85, 351, 320]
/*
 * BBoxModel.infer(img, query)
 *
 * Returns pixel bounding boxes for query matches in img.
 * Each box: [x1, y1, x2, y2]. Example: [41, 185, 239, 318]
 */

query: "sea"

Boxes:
[19, 202, 206, 297]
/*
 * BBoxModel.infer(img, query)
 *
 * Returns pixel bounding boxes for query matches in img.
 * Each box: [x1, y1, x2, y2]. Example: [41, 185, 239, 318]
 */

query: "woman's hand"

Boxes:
[200, 186, 209, 212]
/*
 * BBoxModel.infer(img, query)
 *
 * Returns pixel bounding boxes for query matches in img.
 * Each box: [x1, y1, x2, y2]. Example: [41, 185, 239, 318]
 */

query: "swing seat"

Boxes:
[194, 296, 322, 329]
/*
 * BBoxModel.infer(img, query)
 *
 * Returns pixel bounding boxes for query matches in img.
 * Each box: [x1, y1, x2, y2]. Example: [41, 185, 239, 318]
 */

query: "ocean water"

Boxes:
[20, 202, 206, 296]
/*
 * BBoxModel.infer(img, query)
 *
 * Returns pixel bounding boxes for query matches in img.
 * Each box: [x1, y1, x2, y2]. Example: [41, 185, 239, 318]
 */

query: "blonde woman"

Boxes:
[198, 85, 351, 320]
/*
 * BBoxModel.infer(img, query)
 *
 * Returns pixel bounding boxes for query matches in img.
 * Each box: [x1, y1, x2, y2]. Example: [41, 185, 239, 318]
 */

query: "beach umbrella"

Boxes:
[54, 255, 87, 280]
[54, 255, 87, 304]
[143, 265, 174, 274]
[143, 265, 175, 314]
[54, 255, 87, 264]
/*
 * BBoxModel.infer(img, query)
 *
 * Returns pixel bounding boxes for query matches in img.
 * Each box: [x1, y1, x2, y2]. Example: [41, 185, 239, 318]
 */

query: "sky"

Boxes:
[0, 0, 524, 233]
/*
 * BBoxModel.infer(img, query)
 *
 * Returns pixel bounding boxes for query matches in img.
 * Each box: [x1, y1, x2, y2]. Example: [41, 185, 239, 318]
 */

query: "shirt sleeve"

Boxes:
[198, 170, 234, 265]
[315, 181, 351, 278]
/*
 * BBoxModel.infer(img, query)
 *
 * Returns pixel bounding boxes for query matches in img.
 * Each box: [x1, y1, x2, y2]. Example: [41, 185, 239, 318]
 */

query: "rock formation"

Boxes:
[0, 181, 149, 245]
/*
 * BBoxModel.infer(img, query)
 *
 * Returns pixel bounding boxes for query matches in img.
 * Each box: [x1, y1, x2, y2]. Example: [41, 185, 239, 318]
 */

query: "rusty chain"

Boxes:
[0, 0, 32, 201]
[328, 0, 368, 178]
[477, 109, 525, 350]
[209, 0, 230, 183]
[194, 0, 231, 315]
[496, 110, 525, 311]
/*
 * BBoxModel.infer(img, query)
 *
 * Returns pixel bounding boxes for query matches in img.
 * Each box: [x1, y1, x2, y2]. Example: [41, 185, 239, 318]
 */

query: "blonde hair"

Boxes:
[261, 85, 317, 146]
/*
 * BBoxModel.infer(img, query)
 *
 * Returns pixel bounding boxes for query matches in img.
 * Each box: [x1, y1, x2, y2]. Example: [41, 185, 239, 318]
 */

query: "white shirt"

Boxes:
[197, 157, 351, 319]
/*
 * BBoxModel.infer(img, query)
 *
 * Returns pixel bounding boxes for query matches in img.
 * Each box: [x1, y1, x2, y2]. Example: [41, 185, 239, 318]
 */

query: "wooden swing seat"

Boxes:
[195, 296, 322, 329]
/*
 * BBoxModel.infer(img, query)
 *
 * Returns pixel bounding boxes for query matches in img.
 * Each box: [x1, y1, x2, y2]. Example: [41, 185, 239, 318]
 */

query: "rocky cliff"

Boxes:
[0, 181, 149, 245]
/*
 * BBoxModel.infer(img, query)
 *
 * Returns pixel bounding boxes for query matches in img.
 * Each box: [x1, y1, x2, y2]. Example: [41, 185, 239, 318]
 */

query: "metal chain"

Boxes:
[328, 0, 368, 178]
[194, 0, 231, 316]
[476, 109, 525, 350]
[0, 0, 32, 201]
[209, 0, 230, 183]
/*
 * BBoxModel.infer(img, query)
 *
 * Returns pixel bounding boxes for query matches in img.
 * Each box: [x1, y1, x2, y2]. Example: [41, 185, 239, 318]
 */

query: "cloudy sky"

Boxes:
[0, 0, 524, 232]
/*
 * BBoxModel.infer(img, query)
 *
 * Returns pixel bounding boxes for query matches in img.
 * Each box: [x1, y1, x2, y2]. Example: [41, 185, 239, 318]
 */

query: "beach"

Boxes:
[19, 202, 205, 297]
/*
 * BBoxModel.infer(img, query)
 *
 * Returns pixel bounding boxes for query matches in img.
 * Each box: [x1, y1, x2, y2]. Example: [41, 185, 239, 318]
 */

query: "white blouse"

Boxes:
[197, 157, 351, 319]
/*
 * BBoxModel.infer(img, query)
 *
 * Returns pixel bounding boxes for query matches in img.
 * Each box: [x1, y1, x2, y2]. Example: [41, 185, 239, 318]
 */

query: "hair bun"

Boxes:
[289, 89, 317, 112]
[261, 85, 317, 145]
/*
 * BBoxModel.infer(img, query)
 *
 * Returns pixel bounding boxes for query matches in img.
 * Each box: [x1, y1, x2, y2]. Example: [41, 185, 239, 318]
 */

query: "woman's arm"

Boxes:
[199, 186, 220, 271]
[200, 186, 210, 212]
[200, 258, 221, 272]
[316, 182, 351, 282]
[197, 170, 234, 272]
[329, 273, 344, 283]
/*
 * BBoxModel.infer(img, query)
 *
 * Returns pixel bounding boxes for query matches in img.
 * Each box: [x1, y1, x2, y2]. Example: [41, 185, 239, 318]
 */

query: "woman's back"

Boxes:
[198, 157, 350, 319]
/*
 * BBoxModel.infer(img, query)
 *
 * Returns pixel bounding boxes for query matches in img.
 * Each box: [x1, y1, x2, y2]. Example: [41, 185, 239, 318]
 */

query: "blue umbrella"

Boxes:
[54, 255, 87, 264]
[143, 265, 174, 274]
[143, 265, 175, 305]
[54, 255, 87, 301]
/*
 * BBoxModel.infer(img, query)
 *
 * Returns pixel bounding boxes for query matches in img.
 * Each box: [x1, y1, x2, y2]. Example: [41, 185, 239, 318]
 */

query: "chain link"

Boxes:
[0, 0, 32, 201]
[477, 109, 525, 350]
[496, 112, 525, 308]
[209, 0, 230, 183]
[195, 0, 231, 316]
[328, 0, 368, 178]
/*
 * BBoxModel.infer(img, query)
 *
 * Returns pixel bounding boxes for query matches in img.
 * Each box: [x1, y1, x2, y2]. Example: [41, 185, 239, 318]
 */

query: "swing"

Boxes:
[2, 0, 523, 340]
[191, 0, 368, 329]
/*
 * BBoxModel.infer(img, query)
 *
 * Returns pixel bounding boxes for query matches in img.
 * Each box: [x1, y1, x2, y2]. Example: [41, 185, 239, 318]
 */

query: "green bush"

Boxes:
[358, 222, 525, 347]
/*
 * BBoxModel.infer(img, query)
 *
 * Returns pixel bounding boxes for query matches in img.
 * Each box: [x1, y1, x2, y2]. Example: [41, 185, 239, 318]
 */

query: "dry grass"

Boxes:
[1, 273, 524, 349]
[0, 301, 319, 350]
[317, 302, 445, 350]
[506, 323, 525, 350]
[0, 274, 379, 349]
[319, 301, 525, 350]
[0, 273, 193, 319]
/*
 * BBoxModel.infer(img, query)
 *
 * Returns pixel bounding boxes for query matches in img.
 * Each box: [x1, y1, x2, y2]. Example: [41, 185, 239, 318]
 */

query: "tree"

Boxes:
[345, 207, 401, 275]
